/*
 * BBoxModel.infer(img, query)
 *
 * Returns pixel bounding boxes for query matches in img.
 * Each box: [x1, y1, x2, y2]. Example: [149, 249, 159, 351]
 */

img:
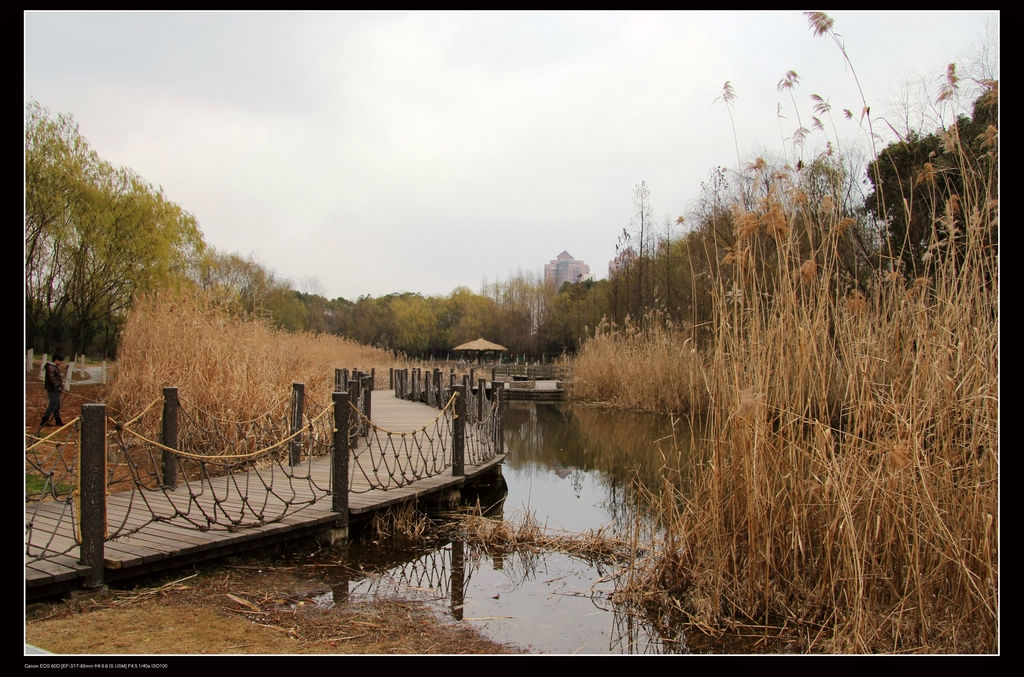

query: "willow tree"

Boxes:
[25, 100, 205, 356]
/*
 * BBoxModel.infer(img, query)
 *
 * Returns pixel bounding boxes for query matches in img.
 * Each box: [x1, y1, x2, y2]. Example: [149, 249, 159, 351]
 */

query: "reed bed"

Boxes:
[570, 312, 706, 414]
[107, 289, 402, 424]
[573, 126, 998, 653]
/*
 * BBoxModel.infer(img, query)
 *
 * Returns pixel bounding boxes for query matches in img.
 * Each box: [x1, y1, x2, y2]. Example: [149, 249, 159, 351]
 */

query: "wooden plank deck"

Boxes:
[25, 390, 504, 599]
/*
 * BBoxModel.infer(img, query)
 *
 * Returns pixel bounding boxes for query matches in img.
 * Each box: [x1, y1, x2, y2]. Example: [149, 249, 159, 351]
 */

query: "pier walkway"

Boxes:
[26, 376, 504, 601]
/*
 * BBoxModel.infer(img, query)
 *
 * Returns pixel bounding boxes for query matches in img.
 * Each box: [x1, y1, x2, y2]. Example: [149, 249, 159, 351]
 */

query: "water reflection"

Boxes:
[310, 538, 687, 654]
[304, 402, 701, 654]
[501, 401, 695, 539]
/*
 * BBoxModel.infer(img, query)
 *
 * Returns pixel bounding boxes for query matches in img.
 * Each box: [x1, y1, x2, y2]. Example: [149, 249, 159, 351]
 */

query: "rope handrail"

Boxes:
[177, 392, 292, 425]
[27, 375, 505, 574]
[119, 396, 164, 428]
[112, 402, 335, 461]
[347, 391, 459, 436]
[25, 417, 81, 451]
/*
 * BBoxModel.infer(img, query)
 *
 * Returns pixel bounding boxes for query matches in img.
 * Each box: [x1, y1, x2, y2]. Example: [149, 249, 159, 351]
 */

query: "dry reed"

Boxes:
[107, 289, 403, 422]
[572, 101, 998, 652]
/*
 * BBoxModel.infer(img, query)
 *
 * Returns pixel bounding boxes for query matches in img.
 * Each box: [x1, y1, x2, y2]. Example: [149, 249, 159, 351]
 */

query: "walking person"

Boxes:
[40, 353, 66, 428]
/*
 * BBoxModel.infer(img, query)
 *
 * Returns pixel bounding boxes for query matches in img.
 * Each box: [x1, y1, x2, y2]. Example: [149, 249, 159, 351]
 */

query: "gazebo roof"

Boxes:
[453, 337, 507, 352]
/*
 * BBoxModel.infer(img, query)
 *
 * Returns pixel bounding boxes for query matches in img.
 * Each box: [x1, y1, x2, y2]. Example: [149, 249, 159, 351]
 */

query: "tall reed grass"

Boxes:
[573, 85, 998, 652]
[107, 289, 403, 421]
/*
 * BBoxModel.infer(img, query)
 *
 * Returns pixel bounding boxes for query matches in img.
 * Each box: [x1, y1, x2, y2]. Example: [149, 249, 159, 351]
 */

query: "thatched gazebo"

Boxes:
[453, 337, 507, 364]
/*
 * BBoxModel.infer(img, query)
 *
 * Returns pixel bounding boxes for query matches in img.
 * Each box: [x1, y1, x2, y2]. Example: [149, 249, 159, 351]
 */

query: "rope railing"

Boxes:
[101, 393, 337, 538]
[26, 368, 506, 590]
[24, 419, 83, 564]
[348, 393, 457, 492]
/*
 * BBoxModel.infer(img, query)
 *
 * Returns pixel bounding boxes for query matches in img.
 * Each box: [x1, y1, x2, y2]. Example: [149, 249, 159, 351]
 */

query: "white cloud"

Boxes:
[24, 10, 999, 299]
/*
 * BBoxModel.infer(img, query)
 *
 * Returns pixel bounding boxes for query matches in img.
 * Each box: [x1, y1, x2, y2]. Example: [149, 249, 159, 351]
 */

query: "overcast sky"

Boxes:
[24, 10, 999, 300]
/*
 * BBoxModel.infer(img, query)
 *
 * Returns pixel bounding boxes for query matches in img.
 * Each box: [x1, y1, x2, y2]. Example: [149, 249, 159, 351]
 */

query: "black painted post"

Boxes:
[478, 377, 487, 422]
[362, 374, 372, 428]
[334, 368, 343, 392]
[348, 379, 361, 445]
[161, 387, 178, 489]
[389, 367, 394, 391]
[452, 384, 465, 477]
[332, 390, 350, 517]
[350, 375, 363, 438]
[436, 366, 444, 409]
[79, 403, 106, 589]
[290, 382, 304, 466]
[463, 375, 472, 424]
[495, 385, 503, 454]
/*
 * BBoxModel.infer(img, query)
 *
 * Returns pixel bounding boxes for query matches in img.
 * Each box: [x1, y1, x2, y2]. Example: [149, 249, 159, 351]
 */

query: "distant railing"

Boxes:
[490, 363, 572, 381]
[389, 367, 505, 467]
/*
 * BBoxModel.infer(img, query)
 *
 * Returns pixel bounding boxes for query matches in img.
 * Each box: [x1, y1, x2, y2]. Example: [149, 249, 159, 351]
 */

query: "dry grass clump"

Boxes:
[445, 508, 638, 563]
[107, 289, 402, 422]
[570, 312, 705, 414]
[369, 502, 434, 543]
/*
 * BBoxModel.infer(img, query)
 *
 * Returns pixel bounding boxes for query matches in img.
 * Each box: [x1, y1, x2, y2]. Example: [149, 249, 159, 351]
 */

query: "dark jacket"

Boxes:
[44, 361, 64, 392]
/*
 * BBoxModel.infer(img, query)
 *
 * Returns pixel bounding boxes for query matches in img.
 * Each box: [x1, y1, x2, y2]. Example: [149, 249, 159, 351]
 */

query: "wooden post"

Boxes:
[331, 390, 350, 517]
[350, 374, 363, 437]
[78, 403, 106, 589]
[436, 366, 444, 409]
[361, 374, 372, 427]
[478, 377, 487, 421]
[334, 368, 344, 392]
[496, 385, 505, 455]
[161, 387, 179, 489]
[452, 384, 465, 477]
[389, 367, 394, 391]
[290, 382, 304, 466]
[348, 378, 361, 444]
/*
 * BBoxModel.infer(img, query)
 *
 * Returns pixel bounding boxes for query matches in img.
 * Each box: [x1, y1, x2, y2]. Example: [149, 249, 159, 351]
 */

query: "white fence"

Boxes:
[26, 350, 107, 388]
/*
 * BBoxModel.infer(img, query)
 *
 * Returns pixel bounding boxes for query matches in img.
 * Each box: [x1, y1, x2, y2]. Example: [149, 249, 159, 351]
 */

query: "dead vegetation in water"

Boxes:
[442, 506, 642, 566]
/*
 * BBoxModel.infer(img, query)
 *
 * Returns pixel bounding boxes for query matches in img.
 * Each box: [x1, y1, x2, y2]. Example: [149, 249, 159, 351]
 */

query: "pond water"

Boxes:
[326, 401, 705, 654]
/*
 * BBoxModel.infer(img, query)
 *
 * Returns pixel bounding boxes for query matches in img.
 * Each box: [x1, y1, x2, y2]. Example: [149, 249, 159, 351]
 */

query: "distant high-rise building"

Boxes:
[608, 247, 637, 278]
[545, 250, 592, 290]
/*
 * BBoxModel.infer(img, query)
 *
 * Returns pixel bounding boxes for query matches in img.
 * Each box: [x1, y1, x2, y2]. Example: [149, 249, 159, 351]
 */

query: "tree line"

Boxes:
[26, 83, 997, 360]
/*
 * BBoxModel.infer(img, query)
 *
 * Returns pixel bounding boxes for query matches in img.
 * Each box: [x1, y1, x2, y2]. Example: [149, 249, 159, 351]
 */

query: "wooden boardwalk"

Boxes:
[25, 390, 504, 600]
